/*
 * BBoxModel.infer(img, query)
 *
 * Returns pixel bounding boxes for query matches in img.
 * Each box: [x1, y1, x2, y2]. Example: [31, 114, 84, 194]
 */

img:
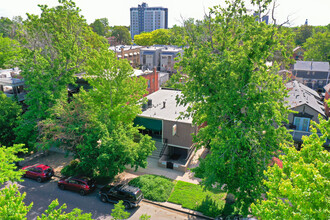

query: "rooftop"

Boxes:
[294, 61, 329, 71]
[139, 88, 192, 123]
[109, 45, 142, 52]
[286, 80, 325, 117]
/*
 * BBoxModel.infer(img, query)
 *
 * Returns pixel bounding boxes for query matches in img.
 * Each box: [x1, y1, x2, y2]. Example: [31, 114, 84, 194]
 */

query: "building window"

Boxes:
[293, 117, 310, 131]
[148, 80, 150, 88]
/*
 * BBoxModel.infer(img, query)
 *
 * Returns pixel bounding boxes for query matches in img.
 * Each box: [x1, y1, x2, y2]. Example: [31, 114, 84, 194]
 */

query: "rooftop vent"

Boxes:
[148, 99, 152, 108]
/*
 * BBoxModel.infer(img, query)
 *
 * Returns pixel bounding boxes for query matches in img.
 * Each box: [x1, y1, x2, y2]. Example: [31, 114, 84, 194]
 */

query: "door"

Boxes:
[166, 161, 173, 169]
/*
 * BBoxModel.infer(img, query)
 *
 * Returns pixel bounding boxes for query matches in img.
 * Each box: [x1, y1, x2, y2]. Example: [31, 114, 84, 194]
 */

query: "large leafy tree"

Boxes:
[294, 24, 313, 46]
[0, 16, 23, 39]
[0, 144, 92, 219]
[0, 34, 21, 68]
[252, 116, 330, 219]
[304, 31, 330, 62]
[15, 0, 100, 150]
[90, 18, 110, 37]
[179, 0, 293, 214]
[111, 26, 131, 45]
[151, 29, 171, 45]
[0, 92, 22, 147]
[134, 32, 153, 46]
[38, 48, 155, 178]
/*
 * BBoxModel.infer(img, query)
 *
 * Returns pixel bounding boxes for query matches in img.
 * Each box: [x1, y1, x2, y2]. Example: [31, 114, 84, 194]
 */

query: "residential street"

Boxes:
[16, 177, 204, 220]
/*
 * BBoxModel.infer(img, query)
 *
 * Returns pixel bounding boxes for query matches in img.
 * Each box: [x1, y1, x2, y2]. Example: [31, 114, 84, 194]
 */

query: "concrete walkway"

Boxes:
[117, 147, 208, 184]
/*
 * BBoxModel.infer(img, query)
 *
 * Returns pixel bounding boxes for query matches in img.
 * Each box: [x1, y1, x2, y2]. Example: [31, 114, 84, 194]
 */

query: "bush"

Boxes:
[129, 175, 174, 202]
[60, 160, 92, 177]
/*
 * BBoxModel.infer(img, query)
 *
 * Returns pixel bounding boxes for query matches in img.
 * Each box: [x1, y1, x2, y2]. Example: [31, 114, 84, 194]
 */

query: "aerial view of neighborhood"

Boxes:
[0, 0, 329, 219]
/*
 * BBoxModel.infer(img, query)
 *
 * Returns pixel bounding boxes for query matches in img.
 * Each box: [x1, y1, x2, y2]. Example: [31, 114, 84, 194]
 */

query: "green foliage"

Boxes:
[0, 144, 26, 183]
[0, 16, 23, 39]
[111, 26, 131, 45]
[252, 116, 330, 219]
[90, 18, 110, 36]
[0, 92, 22, 147]
[0, 184, 33, 220]
[111, 200, 130, 220]
[151, 29, 171, 45]
[168, 181, 226, 217]
[294, 24, 313, 46]
[39, 47, 155, 178]
[139, 214, 151, 220]
[0, 34, 21, 68]
[129, 174, 174, 202]
[37, 199, 92, 220]
[15, 0, 101, 149]
[134, 32, 153, 46]
[304, 31, 330, 62]
[177, 0, 293, 214]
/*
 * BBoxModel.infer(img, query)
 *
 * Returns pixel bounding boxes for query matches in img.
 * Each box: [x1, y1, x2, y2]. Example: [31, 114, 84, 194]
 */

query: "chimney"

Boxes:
[163, 101, 166, 108]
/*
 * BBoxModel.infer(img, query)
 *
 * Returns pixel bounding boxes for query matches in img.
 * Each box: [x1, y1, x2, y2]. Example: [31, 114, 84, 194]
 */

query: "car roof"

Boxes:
[119, 184, 140, 194]
[72, 176, 91, 181]
[33, 164, 51, 170]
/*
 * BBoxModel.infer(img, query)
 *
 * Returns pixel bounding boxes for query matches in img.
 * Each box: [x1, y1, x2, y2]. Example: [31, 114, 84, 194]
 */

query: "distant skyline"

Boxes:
[0, 0, 329, 27]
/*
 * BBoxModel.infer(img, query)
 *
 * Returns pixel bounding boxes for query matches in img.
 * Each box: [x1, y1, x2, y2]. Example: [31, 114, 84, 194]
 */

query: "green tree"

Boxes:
[0, 34, 21, 68]
[179, 0, 293, 214]
[134, 32, 153, 46]
[0, 92, 22, 147]
[0, 144, 92, 219]
[294, 24, 313, 46]
[90, 18, 110, 36]
[111, 26, 131, 45]
[111, 201, 130, 220]
[252, 116, 330, 219]
[151, 29, 171, 45]
[303, 31, 330, 62]
[15, 0, 100, 150]
[0, 16, 22, 39]
[38, 47, 155, 178]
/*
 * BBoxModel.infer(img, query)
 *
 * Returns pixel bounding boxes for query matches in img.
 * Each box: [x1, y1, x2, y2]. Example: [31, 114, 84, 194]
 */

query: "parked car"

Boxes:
[99, 184, 143, 209]
[58, 176, 96, 196]
[22, 164, 54, 183]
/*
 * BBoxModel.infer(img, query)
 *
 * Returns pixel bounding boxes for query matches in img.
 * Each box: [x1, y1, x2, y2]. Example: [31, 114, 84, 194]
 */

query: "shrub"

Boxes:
[129, 174, 174, 202]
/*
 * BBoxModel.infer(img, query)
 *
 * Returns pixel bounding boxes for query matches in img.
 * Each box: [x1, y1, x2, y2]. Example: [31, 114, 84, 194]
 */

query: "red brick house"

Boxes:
[133, 68, 159, 96]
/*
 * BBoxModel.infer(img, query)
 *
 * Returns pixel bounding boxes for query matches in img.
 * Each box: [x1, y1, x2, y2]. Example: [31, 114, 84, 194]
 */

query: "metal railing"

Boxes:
[159, 138, 168, 158]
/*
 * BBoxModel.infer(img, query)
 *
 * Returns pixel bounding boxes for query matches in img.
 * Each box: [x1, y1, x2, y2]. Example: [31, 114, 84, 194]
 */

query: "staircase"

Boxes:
[149, 139, 164, 159]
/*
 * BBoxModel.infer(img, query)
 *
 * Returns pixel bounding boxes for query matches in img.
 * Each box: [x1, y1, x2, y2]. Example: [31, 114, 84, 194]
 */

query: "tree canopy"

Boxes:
[303, 31, 330, 62]
[37, 42, 155, 178]
[0, 92, 22, 147]
[111, 26, 131, 45]
[15, 0, 101, 150]
[252, 116, 330, 219]
[178, 0, 293, 214]
[0, 34, 21, 68]
[90, 18, 110, 37]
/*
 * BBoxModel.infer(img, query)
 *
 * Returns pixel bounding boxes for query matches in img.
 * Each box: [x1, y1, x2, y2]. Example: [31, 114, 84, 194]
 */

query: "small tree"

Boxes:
[111, 201, 130, 220]
[252, 116, 330, 219]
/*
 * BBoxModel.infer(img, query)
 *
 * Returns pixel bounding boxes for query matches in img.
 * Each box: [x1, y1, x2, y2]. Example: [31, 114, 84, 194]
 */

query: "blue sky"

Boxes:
[1, 0, 329, 27]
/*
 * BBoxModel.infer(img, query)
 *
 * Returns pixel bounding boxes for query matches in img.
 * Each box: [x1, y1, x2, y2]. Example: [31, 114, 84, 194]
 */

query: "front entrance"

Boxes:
[166, 161, 173, 169]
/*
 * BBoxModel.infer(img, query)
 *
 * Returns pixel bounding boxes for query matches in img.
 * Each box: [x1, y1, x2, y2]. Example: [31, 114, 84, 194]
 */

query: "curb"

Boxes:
[142, 199, 214, 220]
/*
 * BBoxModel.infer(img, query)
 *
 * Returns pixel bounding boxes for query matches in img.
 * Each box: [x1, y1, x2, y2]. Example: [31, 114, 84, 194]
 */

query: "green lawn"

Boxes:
[129, 174, 174, 202]
[168, 180, 226, 217]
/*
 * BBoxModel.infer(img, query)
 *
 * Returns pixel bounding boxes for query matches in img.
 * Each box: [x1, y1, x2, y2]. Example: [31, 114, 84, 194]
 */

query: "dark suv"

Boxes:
[58, 176, 96, 196]
[22, 164, 54, 182]
[99, 184, 143, 209]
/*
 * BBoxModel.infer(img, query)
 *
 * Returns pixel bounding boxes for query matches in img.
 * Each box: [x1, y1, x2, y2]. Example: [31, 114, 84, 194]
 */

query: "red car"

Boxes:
[22, 164, 54, 182]
[58, 176, 96, 196]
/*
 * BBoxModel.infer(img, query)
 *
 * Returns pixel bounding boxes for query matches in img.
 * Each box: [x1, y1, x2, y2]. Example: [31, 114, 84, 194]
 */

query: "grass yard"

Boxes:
[129, 174, 174, 202]
[168, 180, 226, 217]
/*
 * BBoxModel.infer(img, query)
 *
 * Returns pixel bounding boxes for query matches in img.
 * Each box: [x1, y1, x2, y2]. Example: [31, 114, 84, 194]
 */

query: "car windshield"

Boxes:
[135, 190, 143, 199]
[43, 168, 51, 173]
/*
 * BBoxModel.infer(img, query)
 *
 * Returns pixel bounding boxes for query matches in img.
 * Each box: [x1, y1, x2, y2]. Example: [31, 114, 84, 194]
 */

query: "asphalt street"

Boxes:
[16, 177, 201, 220]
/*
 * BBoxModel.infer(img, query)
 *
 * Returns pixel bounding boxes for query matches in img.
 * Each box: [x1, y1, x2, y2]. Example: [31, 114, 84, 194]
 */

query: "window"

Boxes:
[293, 117, 310, 131]
[148, 80, 150, 88]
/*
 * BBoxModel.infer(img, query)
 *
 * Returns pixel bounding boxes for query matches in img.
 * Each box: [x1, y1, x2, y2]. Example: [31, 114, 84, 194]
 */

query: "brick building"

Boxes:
[109, 45, 142, 68]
